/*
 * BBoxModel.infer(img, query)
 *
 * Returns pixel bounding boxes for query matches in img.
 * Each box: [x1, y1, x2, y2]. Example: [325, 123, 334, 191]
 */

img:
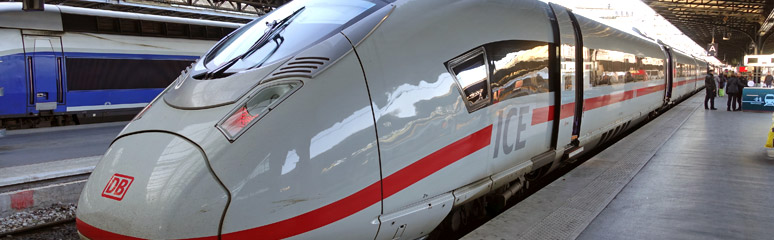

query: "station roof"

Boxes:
[643, 0, 774, 65]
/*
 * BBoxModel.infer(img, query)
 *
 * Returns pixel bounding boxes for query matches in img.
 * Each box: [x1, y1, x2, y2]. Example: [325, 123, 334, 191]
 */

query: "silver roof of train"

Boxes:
[0, 2, 242, 32]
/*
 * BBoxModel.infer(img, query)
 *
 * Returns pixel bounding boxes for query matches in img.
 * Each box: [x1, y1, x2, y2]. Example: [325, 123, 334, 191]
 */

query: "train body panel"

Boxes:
[81, 2, 389, 239]
[356, 0, 554, 215]
[212, 51, 383, 240]
[75, 0, 709, 239]
[0, 3, 62, 31]
[55, 32, 204, 113]
[0, 29, 26, 118]
[76, 132, 229, 239]
[569, 13, 667, 148]
[22, 34, 64, 114]
[553, 3, 579, 153]
[671, 51, 699, 100]
[58, 32, 211, 57]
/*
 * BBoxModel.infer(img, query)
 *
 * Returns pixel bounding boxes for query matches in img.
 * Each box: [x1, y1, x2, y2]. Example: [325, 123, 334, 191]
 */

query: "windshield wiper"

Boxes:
[201, 6, 305, 79]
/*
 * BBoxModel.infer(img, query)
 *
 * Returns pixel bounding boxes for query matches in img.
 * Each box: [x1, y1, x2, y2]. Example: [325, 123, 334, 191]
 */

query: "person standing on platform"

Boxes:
[714, 72, 720, 96]
[727, 72, 745, 111]
[718, 73, 727, 97]
[704, 69, 717, 110]
[765, 72, 773, 88]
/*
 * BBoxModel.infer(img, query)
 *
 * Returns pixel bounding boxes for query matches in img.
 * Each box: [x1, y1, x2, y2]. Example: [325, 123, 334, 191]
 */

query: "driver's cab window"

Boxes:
[447, 47, 490, 112]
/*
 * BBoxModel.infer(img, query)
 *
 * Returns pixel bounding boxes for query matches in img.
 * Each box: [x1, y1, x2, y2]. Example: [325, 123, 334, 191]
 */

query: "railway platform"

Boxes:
[463, 93, 774, 240]
[0, 122, 123, 235]
[0, 121, 124, 168]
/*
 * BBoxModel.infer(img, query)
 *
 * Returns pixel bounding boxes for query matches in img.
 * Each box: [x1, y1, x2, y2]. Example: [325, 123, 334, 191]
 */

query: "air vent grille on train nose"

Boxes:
[271, 57, 331, 78]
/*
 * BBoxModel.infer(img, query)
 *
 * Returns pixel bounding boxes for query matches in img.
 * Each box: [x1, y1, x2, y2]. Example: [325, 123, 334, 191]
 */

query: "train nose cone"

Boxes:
[76, 132, 228, 240]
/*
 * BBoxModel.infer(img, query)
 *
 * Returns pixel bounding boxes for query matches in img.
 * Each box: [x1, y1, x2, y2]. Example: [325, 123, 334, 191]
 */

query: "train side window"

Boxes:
[447, 47, 490, 112]
[206, 26, 223, 39]
[96, 17, 118, 33]
[590, 49, 644, 86]
[119, 19, 139, 34]
[675, 63, 685, 78]
[640, 57, 664, 81]
[62, 14, 98, 32]
[561, 45, 575, 91]
[166, 23, 188, 37]
[485, 40, 550, 103]
[141, 21, 164, 36]
[190, 25, 206, 39]
[65, 58, 194, 90]
[61, 13, 234, 40]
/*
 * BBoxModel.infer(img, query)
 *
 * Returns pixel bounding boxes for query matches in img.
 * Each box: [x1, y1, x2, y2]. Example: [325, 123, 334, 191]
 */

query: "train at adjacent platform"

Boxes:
[75, 0, 707, 239]
[0, 2, 239, 128]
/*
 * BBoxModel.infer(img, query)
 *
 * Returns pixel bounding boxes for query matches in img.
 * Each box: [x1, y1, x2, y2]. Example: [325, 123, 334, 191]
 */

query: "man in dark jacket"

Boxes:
[704, 70, 717, 110]
[726, 72, 746, 111]
[765, 72, 773, 88]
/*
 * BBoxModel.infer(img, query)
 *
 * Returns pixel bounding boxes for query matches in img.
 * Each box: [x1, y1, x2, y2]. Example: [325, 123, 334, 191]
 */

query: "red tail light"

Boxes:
[221, 107, 258, 137]
[216, 80, 302, 141]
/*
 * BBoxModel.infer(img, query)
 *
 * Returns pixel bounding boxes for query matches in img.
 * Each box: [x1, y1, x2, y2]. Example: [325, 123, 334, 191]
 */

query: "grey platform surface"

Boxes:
[0, 121, 124, 168]
[463, 94, 774, 240]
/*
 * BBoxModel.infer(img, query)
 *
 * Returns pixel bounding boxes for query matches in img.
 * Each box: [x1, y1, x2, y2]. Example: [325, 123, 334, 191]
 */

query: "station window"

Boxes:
[447, 47, 490, 112]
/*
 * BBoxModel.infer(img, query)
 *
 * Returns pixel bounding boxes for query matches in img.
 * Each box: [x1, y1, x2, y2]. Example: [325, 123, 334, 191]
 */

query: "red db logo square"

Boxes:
[101, 173, 134, 201]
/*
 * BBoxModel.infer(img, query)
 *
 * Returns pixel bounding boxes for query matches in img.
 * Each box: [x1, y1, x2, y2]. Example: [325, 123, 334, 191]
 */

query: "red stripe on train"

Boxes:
[531, 83, 669, 125]
[76, 218, 217, 240]
[78, 126, 493, 240]
[222, 125, 492, 239]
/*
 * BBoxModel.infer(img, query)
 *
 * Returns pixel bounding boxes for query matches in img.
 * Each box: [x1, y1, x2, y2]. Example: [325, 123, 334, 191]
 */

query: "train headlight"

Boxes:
[216, 80, 302, 141]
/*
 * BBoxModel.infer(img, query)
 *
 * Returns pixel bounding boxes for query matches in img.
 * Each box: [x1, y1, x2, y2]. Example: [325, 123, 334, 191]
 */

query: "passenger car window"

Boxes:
[676, 63, 686, 78]
[561, 45, 575, 91]
[447, 48, 490, 112]
[589, 49, 663, 86]
[640, 57, 664, 81]
[486, 41, 550, 103]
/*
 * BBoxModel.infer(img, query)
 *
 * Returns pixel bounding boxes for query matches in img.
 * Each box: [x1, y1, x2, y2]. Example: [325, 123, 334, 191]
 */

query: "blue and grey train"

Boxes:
[0, 3, 240, 128]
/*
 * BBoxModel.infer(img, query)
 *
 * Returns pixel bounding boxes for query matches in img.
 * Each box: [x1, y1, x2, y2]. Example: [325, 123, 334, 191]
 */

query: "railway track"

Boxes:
[1, 219, 77, 240]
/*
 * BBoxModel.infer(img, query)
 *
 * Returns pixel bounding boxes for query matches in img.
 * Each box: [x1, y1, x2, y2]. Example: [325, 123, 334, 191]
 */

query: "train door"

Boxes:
[662, 46, 673, 102]
[549, 3, 582, 152]
[23, 35, 64, 113]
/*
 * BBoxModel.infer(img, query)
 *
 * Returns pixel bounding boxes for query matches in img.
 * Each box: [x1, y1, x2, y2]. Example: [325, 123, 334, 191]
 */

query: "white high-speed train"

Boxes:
[76, 0, 706, 239]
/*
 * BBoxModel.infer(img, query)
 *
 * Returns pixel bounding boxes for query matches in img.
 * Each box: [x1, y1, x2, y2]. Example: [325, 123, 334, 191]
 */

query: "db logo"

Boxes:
[101, 173, 134, 201]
